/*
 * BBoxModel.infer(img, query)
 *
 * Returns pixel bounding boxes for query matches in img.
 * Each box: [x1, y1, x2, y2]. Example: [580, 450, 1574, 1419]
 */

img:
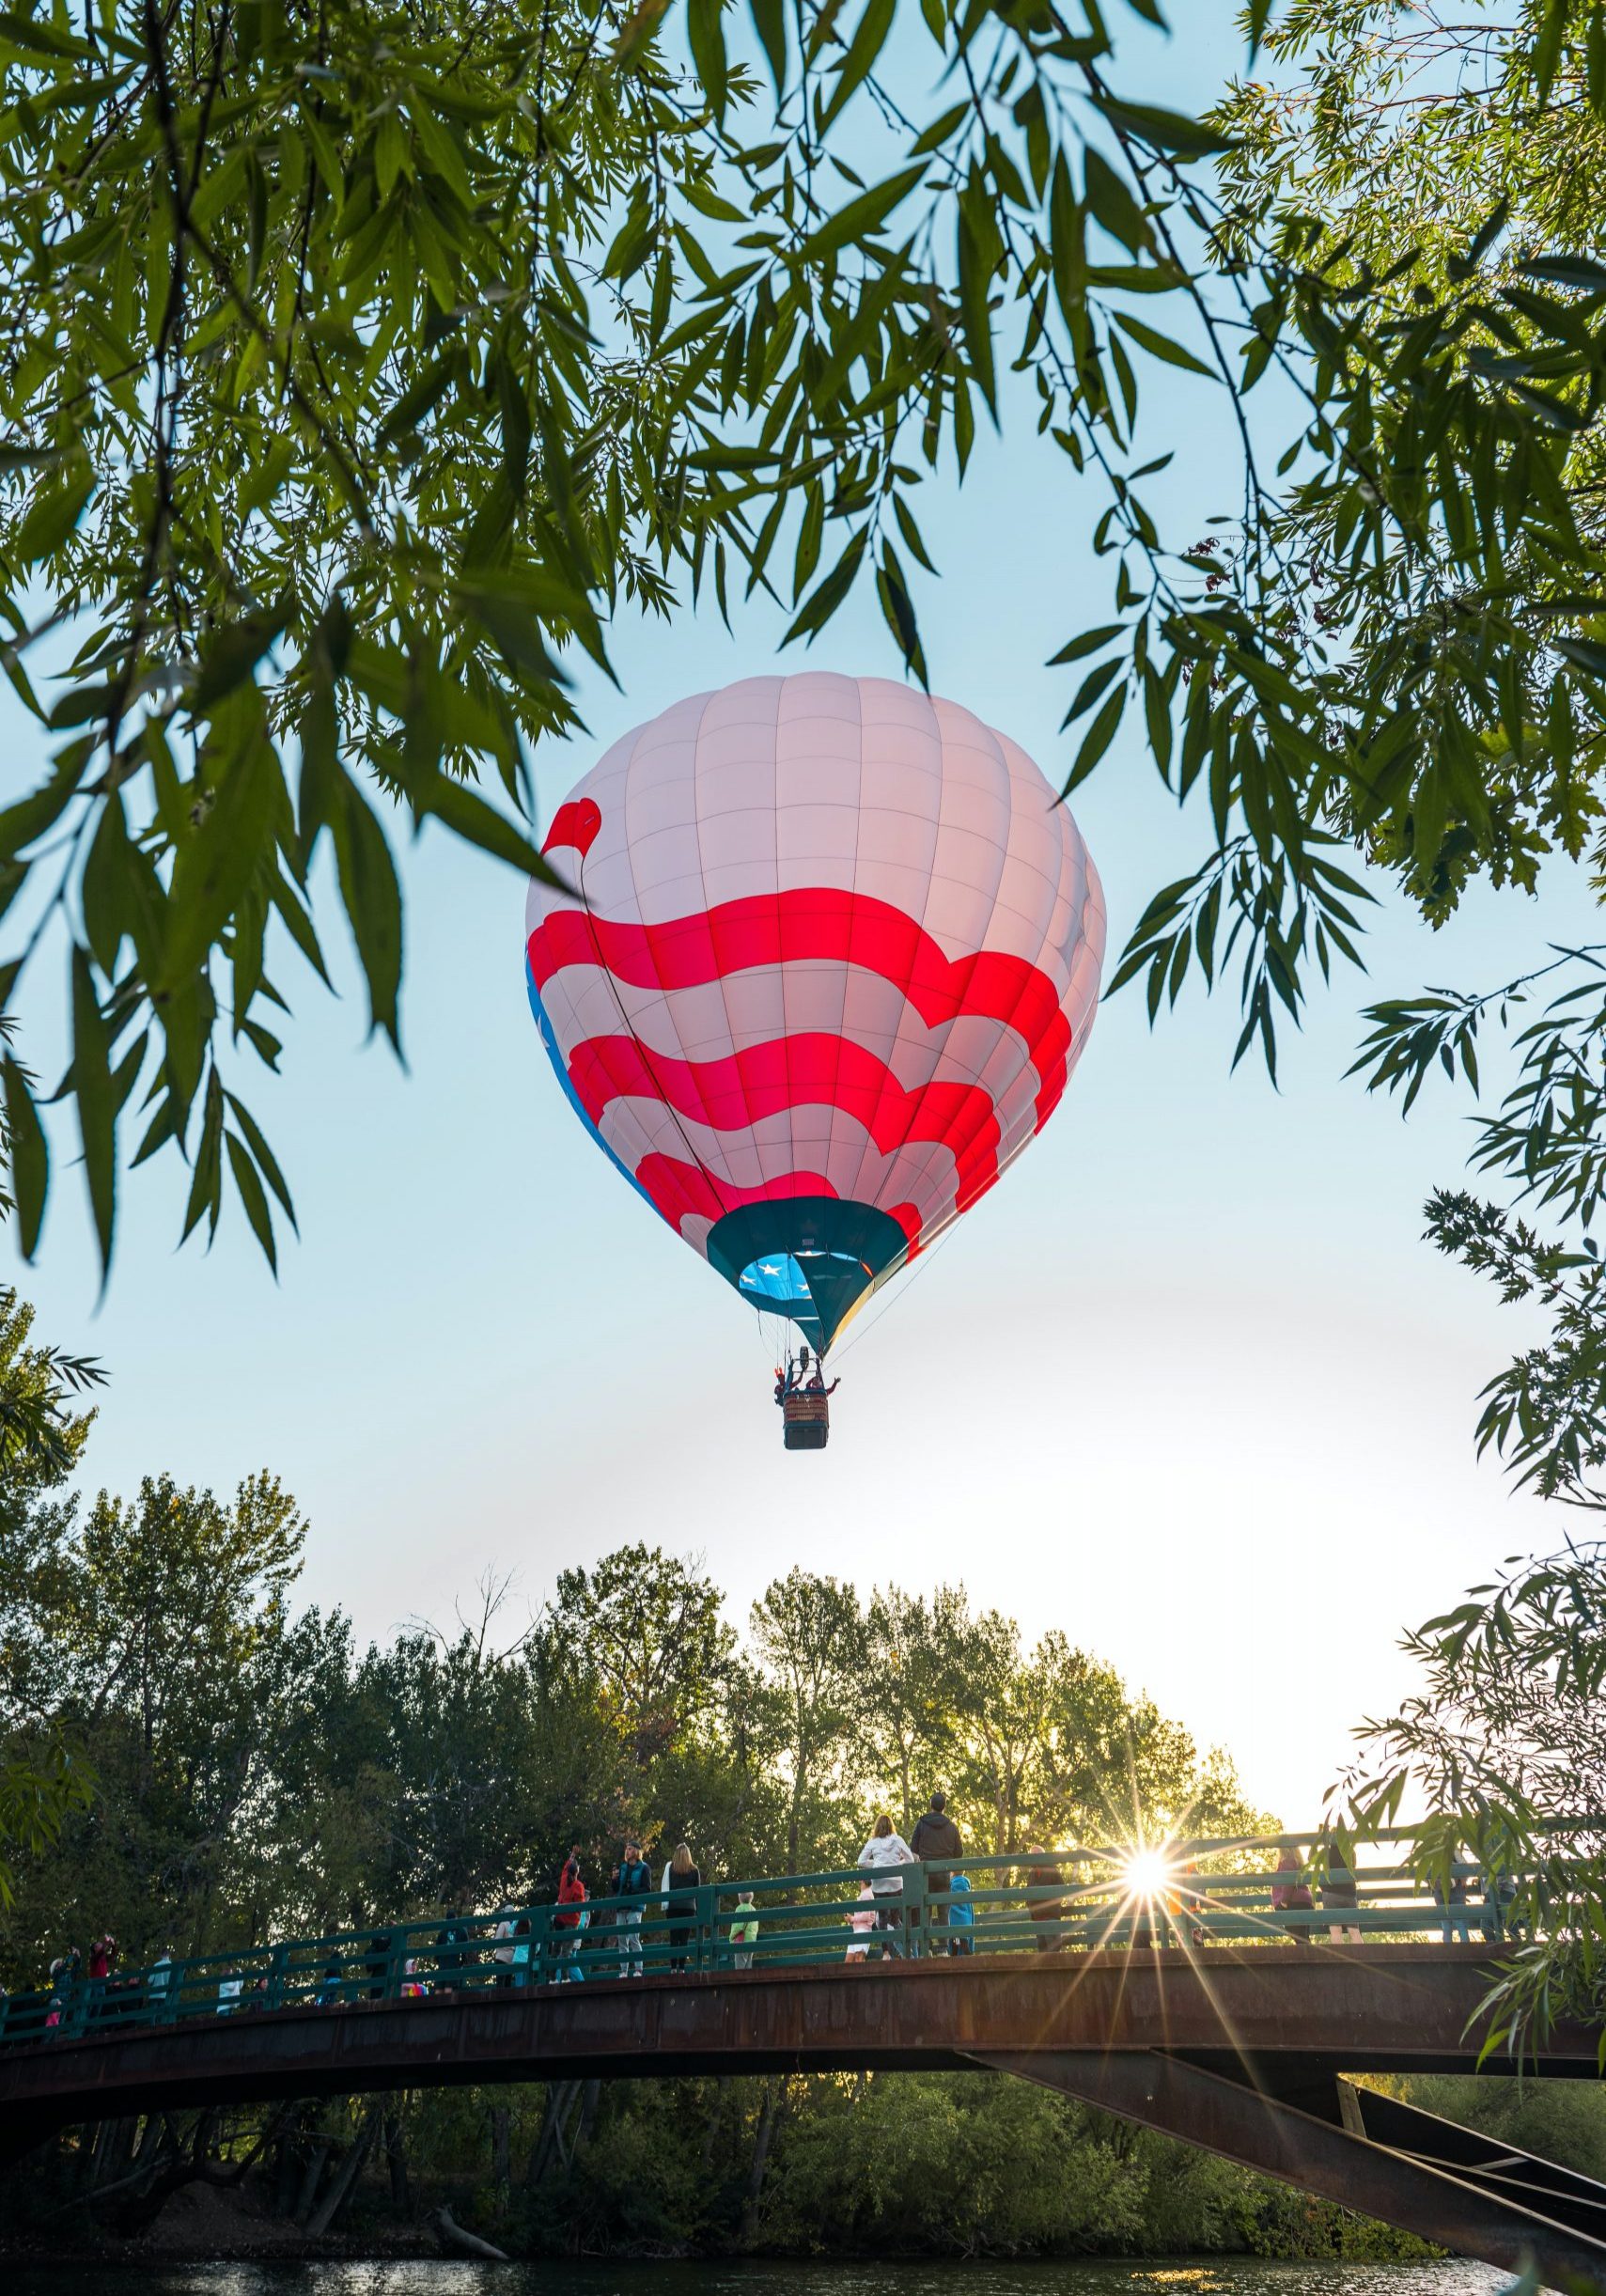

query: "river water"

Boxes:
[17, 2262, 1513, 2296]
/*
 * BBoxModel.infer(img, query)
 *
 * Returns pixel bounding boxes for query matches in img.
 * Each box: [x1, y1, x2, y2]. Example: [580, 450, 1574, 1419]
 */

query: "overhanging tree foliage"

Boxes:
[1, 0, 1602, 1294]
[1337, 1537, 1606, 2060]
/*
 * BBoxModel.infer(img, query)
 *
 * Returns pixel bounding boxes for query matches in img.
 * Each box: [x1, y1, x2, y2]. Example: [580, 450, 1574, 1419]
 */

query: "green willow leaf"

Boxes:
[687, 0, 730, 124]
[1, 1054, 49, 1258]
[69, 945, 116, 1279]
[1092, 95, 1238, 161]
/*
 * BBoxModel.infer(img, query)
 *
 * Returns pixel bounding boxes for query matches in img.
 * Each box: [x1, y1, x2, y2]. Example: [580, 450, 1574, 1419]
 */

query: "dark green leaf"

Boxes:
[70, 944, 115, 1278]
[820, 0, 896, 130]
[795, 164, 927, 262]
[226, 1129, 278, 1272]
[749, 0, 787, 93]
[687, 0, 729, 124]
[1093, 96, 1237, 160]
[1, 1054, 48, 1258]
[12, 468, 95, 564]
[332, 775, 404, 1047]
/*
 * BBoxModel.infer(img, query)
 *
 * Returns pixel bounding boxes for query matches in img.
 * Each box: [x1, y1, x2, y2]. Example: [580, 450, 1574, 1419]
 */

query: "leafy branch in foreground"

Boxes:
[1351, 938, 1606, 1505]
[1336, 1539, 1606, 2064]
[9, 0, 1606, 1294]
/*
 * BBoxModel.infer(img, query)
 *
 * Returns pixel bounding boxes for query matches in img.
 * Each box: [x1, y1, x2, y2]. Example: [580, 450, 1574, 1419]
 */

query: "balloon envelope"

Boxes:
[526, 674, 1105, 1349]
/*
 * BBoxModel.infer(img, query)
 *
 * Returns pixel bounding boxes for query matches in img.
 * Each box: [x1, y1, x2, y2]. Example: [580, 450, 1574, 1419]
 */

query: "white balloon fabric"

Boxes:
[525, 673, 1106, 1349]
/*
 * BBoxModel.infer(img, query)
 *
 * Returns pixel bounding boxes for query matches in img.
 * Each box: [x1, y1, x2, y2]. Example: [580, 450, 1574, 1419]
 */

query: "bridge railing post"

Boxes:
[266, 1943, 288, 2011]
[533, 1904, 553, 1987]
[696, 1883, 714, 1975]
[904, 1864, 928, 1960]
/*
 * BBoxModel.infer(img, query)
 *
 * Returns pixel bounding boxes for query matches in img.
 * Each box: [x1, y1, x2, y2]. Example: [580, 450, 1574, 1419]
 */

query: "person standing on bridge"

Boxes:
[858, 1814, 916, 1954]
[663, 1842, 701, 1974]
[492, 1909, 519, 1989]
[44, 1945, 79, 2030]
[366, 1927, 395, 2000]
[846, 1883, 879, 1961]
[1434, 1857, 1473, 1946]
[909, 1791, 963, 1935]
[1271, 1848, 1314, 1944]
[946, 1869, 975, 1954]
[147, 1944, 175, 2016]
[611, 1838, 653, 1978]
[1319, 1842, 1362, 1943]
[555, 1851, 588, 1981]
[87, 1933, 116, 2023]
[729, 1889, 760, 1969]
[432, 1909, 469, 1996]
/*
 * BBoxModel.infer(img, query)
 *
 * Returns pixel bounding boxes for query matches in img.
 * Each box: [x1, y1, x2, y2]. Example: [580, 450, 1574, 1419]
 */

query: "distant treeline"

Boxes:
[0, 1365, 1267, 1976]
[0, 1289, 1388, 2259]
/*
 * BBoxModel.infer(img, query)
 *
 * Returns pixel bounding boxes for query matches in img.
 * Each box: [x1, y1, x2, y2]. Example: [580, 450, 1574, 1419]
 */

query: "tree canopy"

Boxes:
[7, 11, 1606, 1961]
[0, 0, 1598, 1314]
[0, 1293, 1263, 1966]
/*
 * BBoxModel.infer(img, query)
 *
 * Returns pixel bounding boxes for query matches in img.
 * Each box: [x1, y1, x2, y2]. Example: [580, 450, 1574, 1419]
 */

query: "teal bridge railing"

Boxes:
[1, 1824, 1587, 2050]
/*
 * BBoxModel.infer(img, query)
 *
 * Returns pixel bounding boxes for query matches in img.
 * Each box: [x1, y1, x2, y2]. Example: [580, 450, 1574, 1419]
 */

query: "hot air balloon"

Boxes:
[524, 673, 1105, 1445]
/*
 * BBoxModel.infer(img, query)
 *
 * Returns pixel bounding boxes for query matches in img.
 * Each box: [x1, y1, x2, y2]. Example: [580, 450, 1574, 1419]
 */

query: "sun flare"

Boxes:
[1123, 1849, 1172, 1898]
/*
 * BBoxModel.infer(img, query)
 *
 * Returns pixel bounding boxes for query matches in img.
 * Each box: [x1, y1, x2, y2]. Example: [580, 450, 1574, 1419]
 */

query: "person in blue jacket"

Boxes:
[947, 1869, 975, 1956]
[611, 1837, 654, 1978]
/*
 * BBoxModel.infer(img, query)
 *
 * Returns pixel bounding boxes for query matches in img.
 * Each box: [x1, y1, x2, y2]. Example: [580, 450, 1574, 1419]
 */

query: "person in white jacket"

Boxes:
[857, 1813, 916, 1952]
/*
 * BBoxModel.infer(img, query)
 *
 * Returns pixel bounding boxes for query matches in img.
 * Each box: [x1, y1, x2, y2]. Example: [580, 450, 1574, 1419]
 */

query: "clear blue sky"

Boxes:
[4, 4, 1585, 1833]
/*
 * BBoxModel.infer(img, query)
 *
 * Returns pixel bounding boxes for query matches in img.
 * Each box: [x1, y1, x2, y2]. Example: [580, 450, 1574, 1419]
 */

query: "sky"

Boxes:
[2, 2, 1590, 1837]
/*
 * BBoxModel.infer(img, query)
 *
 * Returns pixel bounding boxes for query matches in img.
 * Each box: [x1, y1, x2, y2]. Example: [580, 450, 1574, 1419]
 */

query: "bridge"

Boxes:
[5, 1830, 1603, 2279]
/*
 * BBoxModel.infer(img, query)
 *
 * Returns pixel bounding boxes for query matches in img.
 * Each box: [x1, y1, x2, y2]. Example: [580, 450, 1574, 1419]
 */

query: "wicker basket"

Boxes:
[782, 1392, 831, 1450]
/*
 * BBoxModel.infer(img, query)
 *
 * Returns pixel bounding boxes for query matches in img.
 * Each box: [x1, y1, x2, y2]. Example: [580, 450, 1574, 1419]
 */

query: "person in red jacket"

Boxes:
[87, 1935, 117, 2023]
[554, 1851, 587, 1984]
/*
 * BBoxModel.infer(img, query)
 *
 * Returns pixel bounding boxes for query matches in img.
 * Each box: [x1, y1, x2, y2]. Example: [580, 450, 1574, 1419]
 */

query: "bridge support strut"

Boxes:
[974, 2050, 1606, 2285]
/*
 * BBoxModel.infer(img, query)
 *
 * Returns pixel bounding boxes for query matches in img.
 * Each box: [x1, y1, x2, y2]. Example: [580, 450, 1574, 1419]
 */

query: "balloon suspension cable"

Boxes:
[828, 1217, 965, 1367]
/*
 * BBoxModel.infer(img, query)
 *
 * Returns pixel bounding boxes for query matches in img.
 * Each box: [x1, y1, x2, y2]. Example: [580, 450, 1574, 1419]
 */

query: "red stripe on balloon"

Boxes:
[541, 798, 602, 859]
[526, 889, 1073, 1110]
[631, 1156, 927, 1254]
[569, 1032, 1003, 1202]
[633, 1159, 835, 1229]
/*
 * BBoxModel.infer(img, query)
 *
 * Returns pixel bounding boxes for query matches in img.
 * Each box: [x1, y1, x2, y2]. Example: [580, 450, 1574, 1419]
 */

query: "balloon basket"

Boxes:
[782, 1394, 831, 1450]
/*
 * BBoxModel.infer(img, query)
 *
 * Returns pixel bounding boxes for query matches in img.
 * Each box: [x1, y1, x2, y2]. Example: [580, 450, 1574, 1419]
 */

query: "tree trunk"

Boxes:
[700, 2077, 730, 2170]
[273, 2110, 304, 2217]
[433, 2204, 511, 2260]
[92, 2116, 137, 2188]
[80, 2120, 107, 2191]
[787, 1748, 808, 1871]
[385, 2112, 411, 2215]
[491, 2103, 510, 2189]
[293, 2139, 331, 2226]
[574, 2079, 601, 2152]
[741, 2079, 782, 2240]
[304, 2105, 381, 2239]
[523, 2081, 577, 2186]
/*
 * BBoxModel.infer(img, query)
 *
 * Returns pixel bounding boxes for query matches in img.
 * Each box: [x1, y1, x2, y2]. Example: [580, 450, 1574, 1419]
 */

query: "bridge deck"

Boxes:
[3, 1943, 1597, 2142]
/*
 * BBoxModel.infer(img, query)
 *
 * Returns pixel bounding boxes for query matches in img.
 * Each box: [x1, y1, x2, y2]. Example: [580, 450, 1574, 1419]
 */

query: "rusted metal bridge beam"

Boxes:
[975, 2049, 1606, 2285]
[2, 1948, 1599, 2190]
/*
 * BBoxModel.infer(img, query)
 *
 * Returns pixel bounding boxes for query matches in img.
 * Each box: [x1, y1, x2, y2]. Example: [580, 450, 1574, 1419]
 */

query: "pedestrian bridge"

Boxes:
[4, 1830, 1602, 2281]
